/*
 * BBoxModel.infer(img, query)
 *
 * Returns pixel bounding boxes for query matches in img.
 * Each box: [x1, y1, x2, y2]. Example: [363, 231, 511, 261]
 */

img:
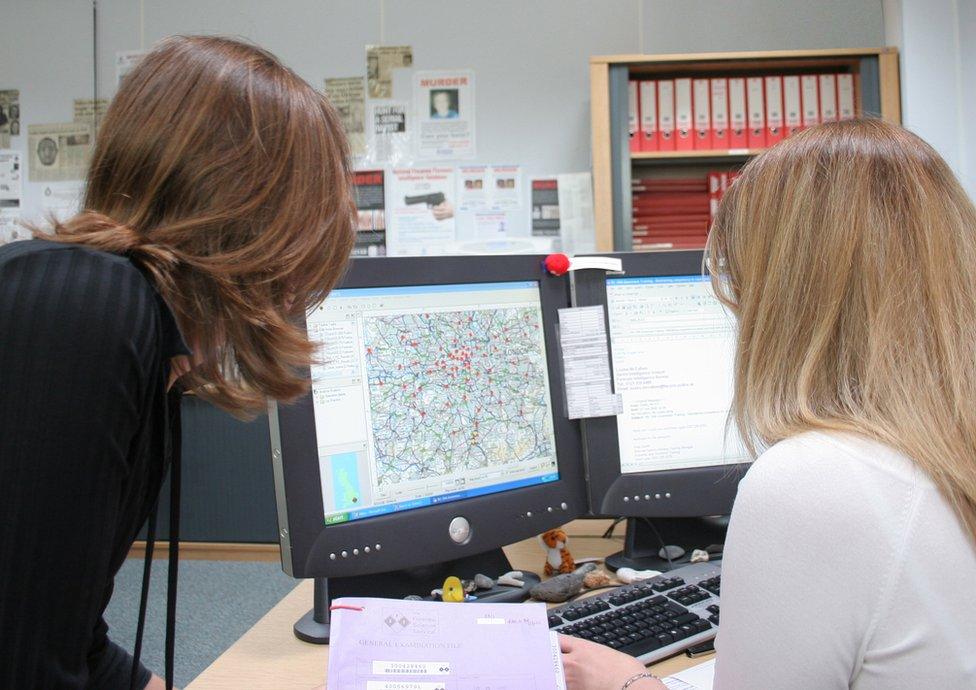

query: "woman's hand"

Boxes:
[560, 635, 667, 690]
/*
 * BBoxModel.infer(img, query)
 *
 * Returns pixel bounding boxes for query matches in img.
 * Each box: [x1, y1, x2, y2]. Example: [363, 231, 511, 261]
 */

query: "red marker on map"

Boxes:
[543, 254, 624, 276]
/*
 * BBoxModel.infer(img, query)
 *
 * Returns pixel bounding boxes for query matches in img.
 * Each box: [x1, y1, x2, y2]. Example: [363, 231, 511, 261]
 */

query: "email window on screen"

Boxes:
[306, 281, 559, 525]
[606, 275, 745, 473]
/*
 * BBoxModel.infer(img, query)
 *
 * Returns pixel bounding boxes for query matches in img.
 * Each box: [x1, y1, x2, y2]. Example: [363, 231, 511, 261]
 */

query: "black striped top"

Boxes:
[0, 240, 188, 689]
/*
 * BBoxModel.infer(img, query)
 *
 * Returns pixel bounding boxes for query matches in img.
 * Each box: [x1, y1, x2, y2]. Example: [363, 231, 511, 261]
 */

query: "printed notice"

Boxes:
[532, 177, 560, 238]
[325, 77, 366, 156]
[387, 166, 456, 255]
[558, 305, 622, 419]
[352, 169, 386, 256]
[367, 45, 413, 99]
[366, 99, 410, 165]
[663, 659, 715, 690]
[28, 122, 93, 182]
[413, 70, 476, 160]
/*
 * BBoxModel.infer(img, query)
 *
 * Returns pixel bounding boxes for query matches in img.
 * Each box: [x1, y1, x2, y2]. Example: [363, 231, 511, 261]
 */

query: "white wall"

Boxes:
[884, 0, 976, 199]
[2, 0, 888, 223]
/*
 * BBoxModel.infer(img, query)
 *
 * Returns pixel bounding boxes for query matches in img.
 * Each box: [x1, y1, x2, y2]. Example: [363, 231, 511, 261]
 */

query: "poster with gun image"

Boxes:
[387, 166, 456, 256]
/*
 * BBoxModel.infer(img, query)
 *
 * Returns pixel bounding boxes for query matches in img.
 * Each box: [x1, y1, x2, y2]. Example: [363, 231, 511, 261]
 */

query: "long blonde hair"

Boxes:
[708, 118, 976, 542]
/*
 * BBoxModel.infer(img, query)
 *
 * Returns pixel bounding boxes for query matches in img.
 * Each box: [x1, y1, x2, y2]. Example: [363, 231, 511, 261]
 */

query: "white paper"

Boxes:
[556, 172, 596, 254]
[663, 659, 715, 690]
[413, 70, 476, 160]
[28, 123, 93, 182]
[387, 166, 456, 256]
[550, 632, 567, 690]
[116, 50, 147, 87]
[366, 99, 411, 165]
[455, 164, 524, 241]
[558, 305, 623, 419]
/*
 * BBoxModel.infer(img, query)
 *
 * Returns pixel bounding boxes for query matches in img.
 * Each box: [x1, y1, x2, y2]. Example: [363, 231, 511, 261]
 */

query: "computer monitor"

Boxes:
[573, 251, 750, 571]
[270, 255, 587, 641]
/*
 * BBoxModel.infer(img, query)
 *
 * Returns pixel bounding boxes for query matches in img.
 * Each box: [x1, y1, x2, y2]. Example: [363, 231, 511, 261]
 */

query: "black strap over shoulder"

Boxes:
[130, 386, 182, 690]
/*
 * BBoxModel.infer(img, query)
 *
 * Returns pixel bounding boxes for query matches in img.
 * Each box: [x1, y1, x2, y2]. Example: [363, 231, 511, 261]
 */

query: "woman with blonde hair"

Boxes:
[560, 119, 976, 689]
[0, 36, 354, 689]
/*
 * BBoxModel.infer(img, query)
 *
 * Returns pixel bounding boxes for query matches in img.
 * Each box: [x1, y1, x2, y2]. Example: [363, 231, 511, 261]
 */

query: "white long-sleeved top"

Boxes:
[713, 431, 976, 689]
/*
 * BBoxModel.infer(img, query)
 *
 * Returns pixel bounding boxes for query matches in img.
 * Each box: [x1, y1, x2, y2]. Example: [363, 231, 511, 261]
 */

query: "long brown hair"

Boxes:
[44, 36, 355, 416]
[708, 118, 976, 543]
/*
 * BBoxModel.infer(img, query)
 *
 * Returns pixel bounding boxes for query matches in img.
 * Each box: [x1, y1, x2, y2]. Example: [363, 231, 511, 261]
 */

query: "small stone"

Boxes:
[658, 544, 686, 560]
[430, 588, 443, 598]
[583, 569, 611, 588]
[462, 579, 478, 593]
[690, 549, 710, 563]
[474, 573, 494, 590]
[404, 594, 423, 601]
[529, 563, 597, 603]
[496, 574, 524, 587]
[616, 567, 662, 584]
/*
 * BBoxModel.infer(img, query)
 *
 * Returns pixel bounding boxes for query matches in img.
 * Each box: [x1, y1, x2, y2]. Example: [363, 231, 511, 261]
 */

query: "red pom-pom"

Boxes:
[544, 253, 571, 276]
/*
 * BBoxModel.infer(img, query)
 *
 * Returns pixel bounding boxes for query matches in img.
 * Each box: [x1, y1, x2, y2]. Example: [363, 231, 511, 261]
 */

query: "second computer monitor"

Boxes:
[575, 251, 750, 518]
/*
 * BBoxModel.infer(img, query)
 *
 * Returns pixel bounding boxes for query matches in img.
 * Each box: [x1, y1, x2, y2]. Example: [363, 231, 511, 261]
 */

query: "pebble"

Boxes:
[529, 563, 596, 603]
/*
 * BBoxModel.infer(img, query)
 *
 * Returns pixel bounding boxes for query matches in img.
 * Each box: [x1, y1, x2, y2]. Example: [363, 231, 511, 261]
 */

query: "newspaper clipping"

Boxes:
[387, 166, 456, 255]
[38, 181, 85, 223]
[352, 169, 386, 257]
[325, 77, 366, 157]
[366, 45, 413, 99]
[0, 90, 20, 148]
[456, 164, 523, 240]
[116, 50, 147, 87]
[366, 100, 410, 165]
[28, 122, 94, 182]
[73, 98, 110, 131]
[0, 150, 24, 245]
[413, 70, 476, 160]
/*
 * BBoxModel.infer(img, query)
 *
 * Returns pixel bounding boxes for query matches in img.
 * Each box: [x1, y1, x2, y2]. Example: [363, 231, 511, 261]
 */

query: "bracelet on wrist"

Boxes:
[621, 671, 658, 689]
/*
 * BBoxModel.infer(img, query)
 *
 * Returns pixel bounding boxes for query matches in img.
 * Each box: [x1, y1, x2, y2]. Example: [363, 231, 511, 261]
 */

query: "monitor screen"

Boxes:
[606, 274, 744, 474]
[307, 280, 559, 525]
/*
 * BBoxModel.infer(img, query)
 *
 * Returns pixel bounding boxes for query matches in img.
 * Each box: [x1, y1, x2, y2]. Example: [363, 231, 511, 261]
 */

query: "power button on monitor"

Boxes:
[448, 516, 471, 544]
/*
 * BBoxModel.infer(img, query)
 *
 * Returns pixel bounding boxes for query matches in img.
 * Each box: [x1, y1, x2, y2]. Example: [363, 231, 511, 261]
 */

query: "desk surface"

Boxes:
[186, 535, 711, 689]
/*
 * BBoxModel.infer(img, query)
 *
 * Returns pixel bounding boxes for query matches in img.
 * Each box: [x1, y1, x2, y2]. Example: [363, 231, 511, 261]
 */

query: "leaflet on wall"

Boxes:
[28, 123, 93, 182]
[387, 166, 456, 256]
[0, 90, 20, 148]
[0, 150, 25, 245]
[365, 100, 410, 165]
[352, 169, 386, 257]
[556, 172, 596, 254]
[413, 70, 476, 160]
[490, 165, 521, 209]
[116, 50, 147, 87]
[455, 164, 524, 240]
[73, 98, 109, 131]
[366, 45, 413, 99]
[325, 77, 366, 157]
[37, 181, 84, 223]
[531, 178, 561, 239]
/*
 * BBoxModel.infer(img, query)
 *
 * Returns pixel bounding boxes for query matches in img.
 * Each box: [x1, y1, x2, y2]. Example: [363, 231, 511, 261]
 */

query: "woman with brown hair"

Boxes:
[0, 36, 354, 689]
[561, 119, 976, 689]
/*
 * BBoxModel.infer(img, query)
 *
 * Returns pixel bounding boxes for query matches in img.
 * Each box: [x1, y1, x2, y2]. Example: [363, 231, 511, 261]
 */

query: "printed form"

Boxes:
[327, 598, 566, 689]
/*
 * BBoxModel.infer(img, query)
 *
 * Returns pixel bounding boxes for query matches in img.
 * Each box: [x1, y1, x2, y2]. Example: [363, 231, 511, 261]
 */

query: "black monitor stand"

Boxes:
[294, 547, 541, 644]
[603, 516, 729, 573]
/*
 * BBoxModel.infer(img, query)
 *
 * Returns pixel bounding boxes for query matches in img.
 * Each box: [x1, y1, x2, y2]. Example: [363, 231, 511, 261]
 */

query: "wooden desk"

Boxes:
[187, 535, 712, 689]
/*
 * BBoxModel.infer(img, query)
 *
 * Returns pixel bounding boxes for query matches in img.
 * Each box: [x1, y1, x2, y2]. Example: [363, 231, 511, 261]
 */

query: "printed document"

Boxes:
[327, 597, 564, 689]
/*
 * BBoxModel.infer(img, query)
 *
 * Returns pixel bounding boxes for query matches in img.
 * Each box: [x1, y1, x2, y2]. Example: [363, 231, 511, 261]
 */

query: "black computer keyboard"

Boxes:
[548, 561, 721, 664]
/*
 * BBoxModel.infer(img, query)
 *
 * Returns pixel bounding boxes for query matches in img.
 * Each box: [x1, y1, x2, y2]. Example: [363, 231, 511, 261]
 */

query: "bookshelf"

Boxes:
[589, 48, 902, 252]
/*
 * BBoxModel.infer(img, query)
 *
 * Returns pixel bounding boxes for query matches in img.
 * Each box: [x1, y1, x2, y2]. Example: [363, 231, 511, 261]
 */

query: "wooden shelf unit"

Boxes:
[590, 47, 901, 251]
